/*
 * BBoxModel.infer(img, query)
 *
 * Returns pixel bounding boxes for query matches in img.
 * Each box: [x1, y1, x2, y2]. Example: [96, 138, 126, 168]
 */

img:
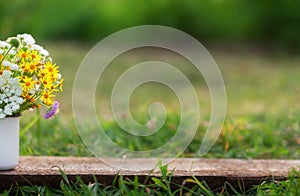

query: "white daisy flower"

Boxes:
[17, 33, 35, 45]
[0, 41, 11, 48]
[9, 63, 19, 70]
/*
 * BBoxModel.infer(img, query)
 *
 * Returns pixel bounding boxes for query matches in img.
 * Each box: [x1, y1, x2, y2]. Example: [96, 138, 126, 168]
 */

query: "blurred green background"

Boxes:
[1, 0, 300, 50]
[1, 0, 299, 159]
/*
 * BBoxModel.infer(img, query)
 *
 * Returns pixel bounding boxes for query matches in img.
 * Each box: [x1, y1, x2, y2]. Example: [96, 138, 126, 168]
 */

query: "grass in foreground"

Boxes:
[256, 169, 300, 195]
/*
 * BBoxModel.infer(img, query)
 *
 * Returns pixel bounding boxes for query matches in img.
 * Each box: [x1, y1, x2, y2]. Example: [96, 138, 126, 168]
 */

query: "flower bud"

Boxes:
[8, 38, 20, 48]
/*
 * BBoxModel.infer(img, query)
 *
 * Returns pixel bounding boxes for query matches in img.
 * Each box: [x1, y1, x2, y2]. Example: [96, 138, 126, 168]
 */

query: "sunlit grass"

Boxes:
[12, 42, 300, 195]
[19, 42, 300, 159]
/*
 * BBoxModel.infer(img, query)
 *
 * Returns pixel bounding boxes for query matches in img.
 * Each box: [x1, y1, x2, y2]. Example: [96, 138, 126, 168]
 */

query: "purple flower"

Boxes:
[44, 101, 59, 119]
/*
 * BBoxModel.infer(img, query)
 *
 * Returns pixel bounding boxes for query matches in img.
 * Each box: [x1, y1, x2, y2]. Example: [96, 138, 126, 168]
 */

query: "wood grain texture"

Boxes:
[1, 156, 300, 191]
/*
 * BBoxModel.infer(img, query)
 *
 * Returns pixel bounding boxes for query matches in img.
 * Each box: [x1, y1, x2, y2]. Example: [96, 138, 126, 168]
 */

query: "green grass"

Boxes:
[256, 169, 300, 195]
[4, 42, 300, 194]
[18, 42, 300, 159]
[19, 111, 300, 159]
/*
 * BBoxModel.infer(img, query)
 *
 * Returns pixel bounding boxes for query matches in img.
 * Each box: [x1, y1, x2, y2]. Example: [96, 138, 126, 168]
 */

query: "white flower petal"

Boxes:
[17, 33, 35, 44]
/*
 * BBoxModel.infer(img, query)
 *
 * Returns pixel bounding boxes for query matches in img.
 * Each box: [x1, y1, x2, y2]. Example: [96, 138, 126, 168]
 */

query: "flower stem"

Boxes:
[36, 109, 42, 146]
[0, 45, 13, 68]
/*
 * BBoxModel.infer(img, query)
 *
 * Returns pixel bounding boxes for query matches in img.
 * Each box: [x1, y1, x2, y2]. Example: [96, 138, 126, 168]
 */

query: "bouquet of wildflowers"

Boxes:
[0, 34, 63, 119]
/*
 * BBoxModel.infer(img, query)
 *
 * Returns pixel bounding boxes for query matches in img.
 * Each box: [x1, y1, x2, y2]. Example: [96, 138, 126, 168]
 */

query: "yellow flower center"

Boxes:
[21, 53, 27, 58]
[30, 64, 36, 70]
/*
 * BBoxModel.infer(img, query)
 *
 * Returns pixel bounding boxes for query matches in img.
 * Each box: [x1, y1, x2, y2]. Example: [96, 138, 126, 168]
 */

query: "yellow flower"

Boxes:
[48, 79, 63, 92]
[58, 78, 63, 91]
[20, 62, 30, 73]
[44, 62, 59, 79]
[28, 63, 39, 74]
[18, 49, 30, 59]
[21, 76, 35, 92]
[40, 90, 54, 105]
[28, 50, 41, 63]
[40, 76, 53, 90]
[0, 33, 63, 117]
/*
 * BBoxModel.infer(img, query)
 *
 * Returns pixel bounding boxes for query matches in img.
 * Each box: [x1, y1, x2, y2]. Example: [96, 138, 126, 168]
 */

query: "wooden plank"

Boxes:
[0, 156, 300, 191]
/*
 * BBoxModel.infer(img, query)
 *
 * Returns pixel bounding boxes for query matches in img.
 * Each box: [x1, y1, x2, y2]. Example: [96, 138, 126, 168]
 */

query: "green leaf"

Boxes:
[151, 177, 168, 191]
